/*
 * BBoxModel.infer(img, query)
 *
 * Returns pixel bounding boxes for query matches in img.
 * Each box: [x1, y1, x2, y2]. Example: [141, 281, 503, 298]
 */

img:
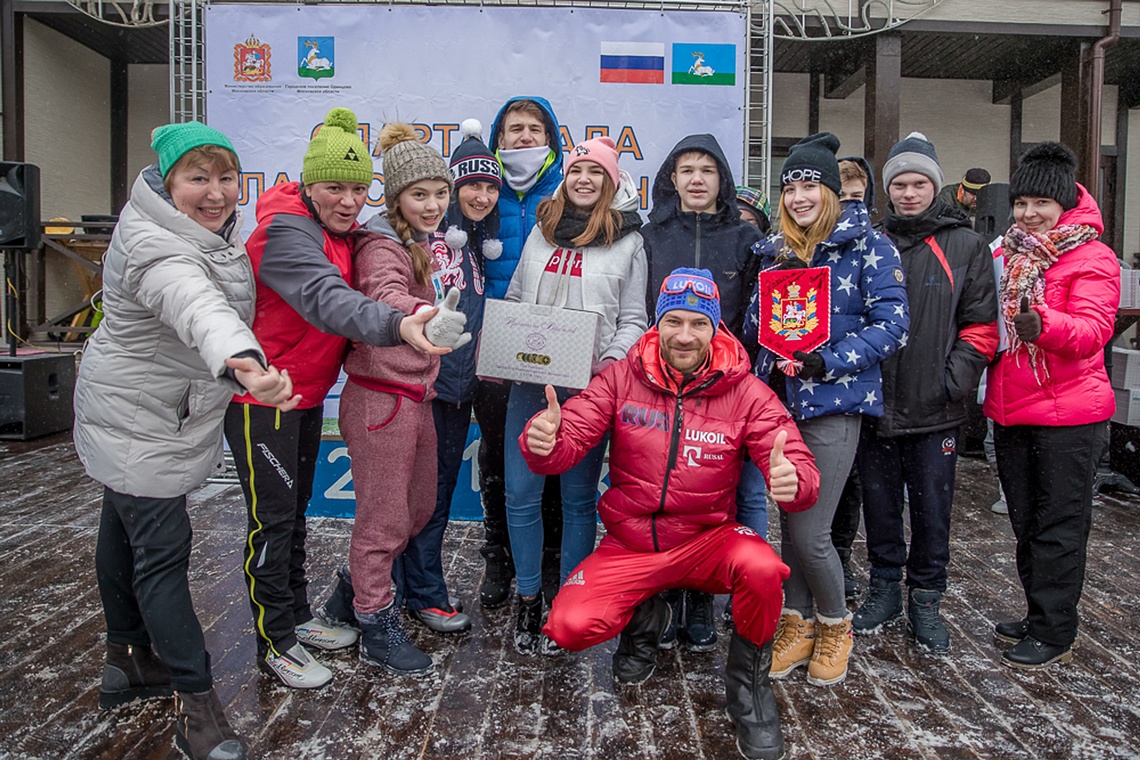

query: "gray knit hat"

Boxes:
[379, 122, 453, 202]
[883, 131, 944, 193]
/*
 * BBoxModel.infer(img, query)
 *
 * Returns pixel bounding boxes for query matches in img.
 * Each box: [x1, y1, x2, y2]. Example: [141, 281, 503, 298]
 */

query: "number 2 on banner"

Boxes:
[323, 446, 355, 500]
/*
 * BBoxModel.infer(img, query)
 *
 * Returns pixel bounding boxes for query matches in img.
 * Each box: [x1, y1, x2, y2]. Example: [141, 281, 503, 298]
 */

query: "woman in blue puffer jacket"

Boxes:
[744, 132, 908, 688]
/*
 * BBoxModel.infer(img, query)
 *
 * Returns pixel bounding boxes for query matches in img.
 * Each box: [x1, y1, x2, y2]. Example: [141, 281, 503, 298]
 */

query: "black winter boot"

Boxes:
[99, 641, 173, 709]
[682, 590, 718, 652]
[907, 588, 950, 654]
[658, 589, 683, 650]
[357, 603, 433, 676]
[316, 564, 357, 629]
[724, 633, 785, 760]
[173, 689, 245, 760]
[852, 577, 902, 635]
[613, 597, 672, 685]
[479, 545, 514, 608]
[840, 557, 862, 601]
[541, 547, 562, 607]
[514, 594, 544, 655]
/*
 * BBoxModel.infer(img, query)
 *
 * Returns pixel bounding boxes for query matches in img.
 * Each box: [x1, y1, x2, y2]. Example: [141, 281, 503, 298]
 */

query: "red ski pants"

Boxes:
[544, 523, 789, 650]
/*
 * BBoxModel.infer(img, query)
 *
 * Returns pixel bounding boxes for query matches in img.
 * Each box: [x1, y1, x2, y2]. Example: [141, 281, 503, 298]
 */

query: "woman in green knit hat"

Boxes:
[74, 121, 302, 760]
[222, 106, 460, 691]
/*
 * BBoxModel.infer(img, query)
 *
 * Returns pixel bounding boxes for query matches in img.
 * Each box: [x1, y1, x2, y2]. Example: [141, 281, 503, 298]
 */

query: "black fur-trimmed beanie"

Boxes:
[1009, 142, 1079, 211]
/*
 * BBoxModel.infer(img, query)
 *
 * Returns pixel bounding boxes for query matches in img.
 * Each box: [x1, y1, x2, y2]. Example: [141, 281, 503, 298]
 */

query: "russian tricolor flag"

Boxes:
[600, 42, 665, 84]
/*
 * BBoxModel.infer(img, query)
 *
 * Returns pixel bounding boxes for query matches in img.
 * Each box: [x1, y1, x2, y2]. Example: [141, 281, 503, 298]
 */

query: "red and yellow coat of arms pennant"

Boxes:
[757, 266, 831, 361]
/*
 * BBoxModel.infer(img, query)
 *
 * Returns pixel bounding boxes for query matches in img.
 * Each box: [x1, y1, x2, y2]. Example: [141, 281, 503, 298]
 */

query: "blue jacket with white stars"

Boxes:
[744, 200, 910, 421]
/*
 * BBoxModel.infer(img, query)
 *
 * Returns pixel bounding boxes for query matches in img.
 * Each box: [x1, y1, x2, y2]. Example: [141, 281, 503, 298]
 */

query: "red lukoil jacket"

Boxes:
[521, 327, 820, 553]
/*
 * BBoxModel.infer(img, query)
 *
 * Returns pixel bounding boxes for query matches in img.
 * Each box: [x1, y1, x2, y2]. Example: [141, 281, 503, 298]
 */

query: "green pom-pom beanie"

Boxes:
[302, 107, 374, 186]
[151, 122, 239, 178]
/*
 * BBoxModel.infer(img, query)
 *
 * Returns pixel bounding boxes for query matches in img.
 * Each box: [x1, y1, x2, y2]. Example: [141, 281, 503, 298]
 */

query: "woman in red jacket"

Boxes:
[984, 142, 1119, 670]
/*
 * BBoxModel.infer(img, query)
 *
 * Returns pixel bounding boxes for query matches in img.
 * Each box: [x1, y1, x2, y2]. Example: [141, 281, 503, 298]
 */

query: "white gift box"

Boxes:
[476, 299, 602, 390]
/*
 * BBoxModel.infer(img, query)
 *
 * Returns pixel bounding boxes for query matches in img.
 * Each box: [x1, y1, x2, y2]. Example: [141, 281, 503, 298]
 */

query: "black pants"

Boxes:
[473, 380, 561, 553]
[830, 462, 862, 562]
[96, 487, 212, 692]
[224, 402, 322, 658]
[994, 422, 1104, 647]
[859, 420, 959, 592]
[394, 399, 470, 610]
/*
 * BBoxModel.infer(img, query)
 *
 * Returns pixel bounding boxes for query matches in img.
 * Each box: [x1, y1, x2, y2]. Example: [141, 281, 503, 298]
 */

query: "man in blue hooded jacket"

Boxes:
[473, 96, 565, 608]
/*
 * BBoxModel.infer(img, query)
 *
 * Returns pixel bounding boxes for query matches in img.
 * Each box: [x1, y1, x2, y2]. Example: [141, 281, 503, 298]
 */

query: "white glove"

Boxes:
[425, 287, 472, 349]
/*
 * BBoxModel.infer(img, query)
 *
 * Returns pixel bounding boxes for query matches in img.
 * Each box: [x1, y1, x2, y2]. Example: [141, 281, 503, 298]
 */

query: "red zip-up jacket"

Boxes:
[521, 327, 820, 553]
[234, 182, 405, 409]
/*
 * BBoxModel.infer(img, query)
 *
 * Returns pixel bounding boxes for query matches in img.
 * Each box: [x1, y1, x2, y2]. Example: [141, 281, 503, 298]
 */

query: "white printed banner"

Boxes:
[204, 3, 748, 235]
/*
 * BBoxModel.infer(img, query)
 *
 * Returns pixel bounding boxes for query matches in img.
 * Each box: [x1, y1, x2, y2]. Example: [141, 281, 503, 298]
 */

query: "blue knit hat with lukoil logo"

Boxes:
[656, 267, 722, 335]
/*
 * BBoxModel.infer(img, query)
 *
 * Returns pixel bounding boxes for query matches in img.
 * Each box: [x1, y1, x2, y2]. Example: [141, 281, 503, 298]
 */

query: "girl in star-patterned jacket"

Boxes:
[743, 133, 909, 688]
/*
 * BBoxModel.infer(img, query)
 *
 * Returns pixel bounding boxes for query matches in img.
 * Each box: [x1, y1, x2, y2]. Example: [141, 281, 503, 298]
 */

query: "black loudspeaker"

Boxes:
[0, 354, 76, 440]
[0, 162, 42, 251]
[973, 181, 1010, 241]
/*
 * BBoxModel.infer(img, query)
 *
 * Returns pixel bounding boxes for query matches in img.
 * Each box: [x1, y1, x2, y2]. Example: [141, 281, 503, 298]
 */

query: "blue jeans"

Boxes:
[734, 457, 768, 538]
[504, 382, 607, 597]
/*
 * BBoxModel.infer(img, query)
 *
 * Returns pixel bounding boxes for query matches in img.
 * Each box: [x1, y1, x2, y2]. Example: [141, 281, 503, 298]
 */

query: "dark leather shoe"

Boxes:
[1001, 636, 1072, 670]
[993, 619, 1028, 645]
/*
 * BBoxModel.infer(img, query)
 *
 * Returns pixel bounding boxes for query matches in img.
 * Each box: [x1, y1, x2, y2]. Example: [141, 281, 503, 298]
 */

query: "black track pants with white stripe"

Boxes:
[224, 402, 322, 658]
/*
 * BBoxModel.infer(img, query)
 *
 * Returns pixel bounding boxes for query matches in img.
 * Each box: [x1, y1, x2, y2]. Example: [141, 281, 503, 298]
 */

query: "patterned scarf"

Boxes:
[999, 222, 1098, 381]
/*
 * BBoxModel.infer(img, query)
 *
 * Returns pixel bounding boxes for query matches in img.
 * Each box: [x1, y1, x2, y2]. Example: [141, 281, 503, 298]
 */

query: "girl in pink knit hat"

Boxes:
[502, 136, 649, 655]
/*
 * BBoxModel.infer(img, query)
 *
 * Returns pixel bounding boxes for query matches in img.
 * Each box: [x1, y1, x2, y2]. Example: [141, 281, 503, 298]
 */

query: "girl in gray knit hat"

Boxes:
[323, 121, 471, 677]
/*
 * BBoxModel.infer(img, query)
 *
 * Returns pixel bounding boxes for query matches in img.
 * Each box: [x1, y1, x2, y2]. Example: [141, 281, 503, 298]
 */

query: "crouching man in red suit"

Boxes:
[520, 267, 820, 760]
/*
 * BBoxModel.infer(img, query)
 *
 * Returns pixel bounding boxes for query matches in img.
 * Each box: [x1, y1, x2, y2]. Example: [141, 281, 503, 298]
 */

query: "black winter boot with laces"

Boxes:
[852, 577, 903, 635]
[99, 641, 173, 709]
[907, 588, 950, 653]
[514, 594, 544, 655]
[357, 602, 433, 676]
[681, 590, 718, 652]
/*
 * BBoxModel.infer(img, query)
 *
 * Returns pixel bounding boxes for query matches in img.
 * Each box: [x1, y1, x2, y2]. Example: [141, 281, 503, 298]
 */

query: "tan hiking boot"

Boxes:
[769, 610, 815, 680]
[808, 614, 854, 686]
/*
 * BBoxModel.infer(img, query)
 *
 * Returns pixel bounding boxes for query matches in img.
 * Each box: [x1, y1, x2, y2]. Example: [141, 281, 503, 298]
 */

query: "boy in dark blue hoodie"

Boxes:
[641, 134, 763, 652]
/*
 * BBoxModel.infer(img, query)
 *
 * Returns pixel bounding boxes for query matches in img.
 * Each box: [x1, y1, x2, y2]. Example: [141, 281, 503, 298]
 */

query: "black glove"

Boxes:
[792, 351, 826, 379]
[775, 255, 808, 270]
[1013, 296, 1042, 343]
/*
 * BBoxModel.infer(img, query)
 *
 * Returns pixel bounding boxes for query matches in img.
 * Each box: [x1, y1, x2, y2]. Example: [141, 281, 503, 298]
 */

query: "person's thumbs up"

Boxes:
[526, 384, 562, 457]
[425, 287, 472, 349]
[768, 429, 799, 503]
[1013, 294, 1042, 343]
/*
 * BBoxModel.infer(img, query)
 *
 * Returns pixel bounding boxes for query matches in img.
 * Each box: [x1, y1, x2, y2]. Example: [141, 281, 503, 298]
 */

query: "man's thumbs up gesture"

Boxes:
[768, 429, 799, 503]
[526, 384, 562, 457]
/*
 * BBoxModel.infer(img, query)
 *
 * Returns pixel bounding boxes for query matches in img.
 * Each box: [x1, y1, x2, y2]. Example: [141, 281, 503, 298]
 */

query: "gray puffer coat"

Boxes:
[73, 167, 262, 498]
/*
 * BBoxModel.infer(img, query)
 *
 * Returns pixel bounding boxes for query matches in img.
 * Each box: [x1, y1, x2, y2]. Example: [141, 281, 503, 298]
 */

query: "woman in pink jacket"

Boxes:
[984, 142, 1119, 670]
[329, 122, 469, 678]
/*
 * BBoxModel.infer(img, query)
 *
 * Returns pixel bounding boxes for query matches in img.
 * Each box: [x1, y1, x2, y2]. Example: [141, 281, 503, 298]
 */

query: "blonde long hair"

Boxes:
[535, 173, 621, 247]
[777, 186, 842, 262]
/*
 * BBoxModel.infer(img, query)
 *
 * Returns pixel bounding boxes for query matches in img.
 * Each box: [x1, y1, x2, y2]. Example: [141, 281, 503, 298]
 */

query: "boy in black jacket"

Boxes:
[641, 134, 763, 652]
[853, 132, 998, 654]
